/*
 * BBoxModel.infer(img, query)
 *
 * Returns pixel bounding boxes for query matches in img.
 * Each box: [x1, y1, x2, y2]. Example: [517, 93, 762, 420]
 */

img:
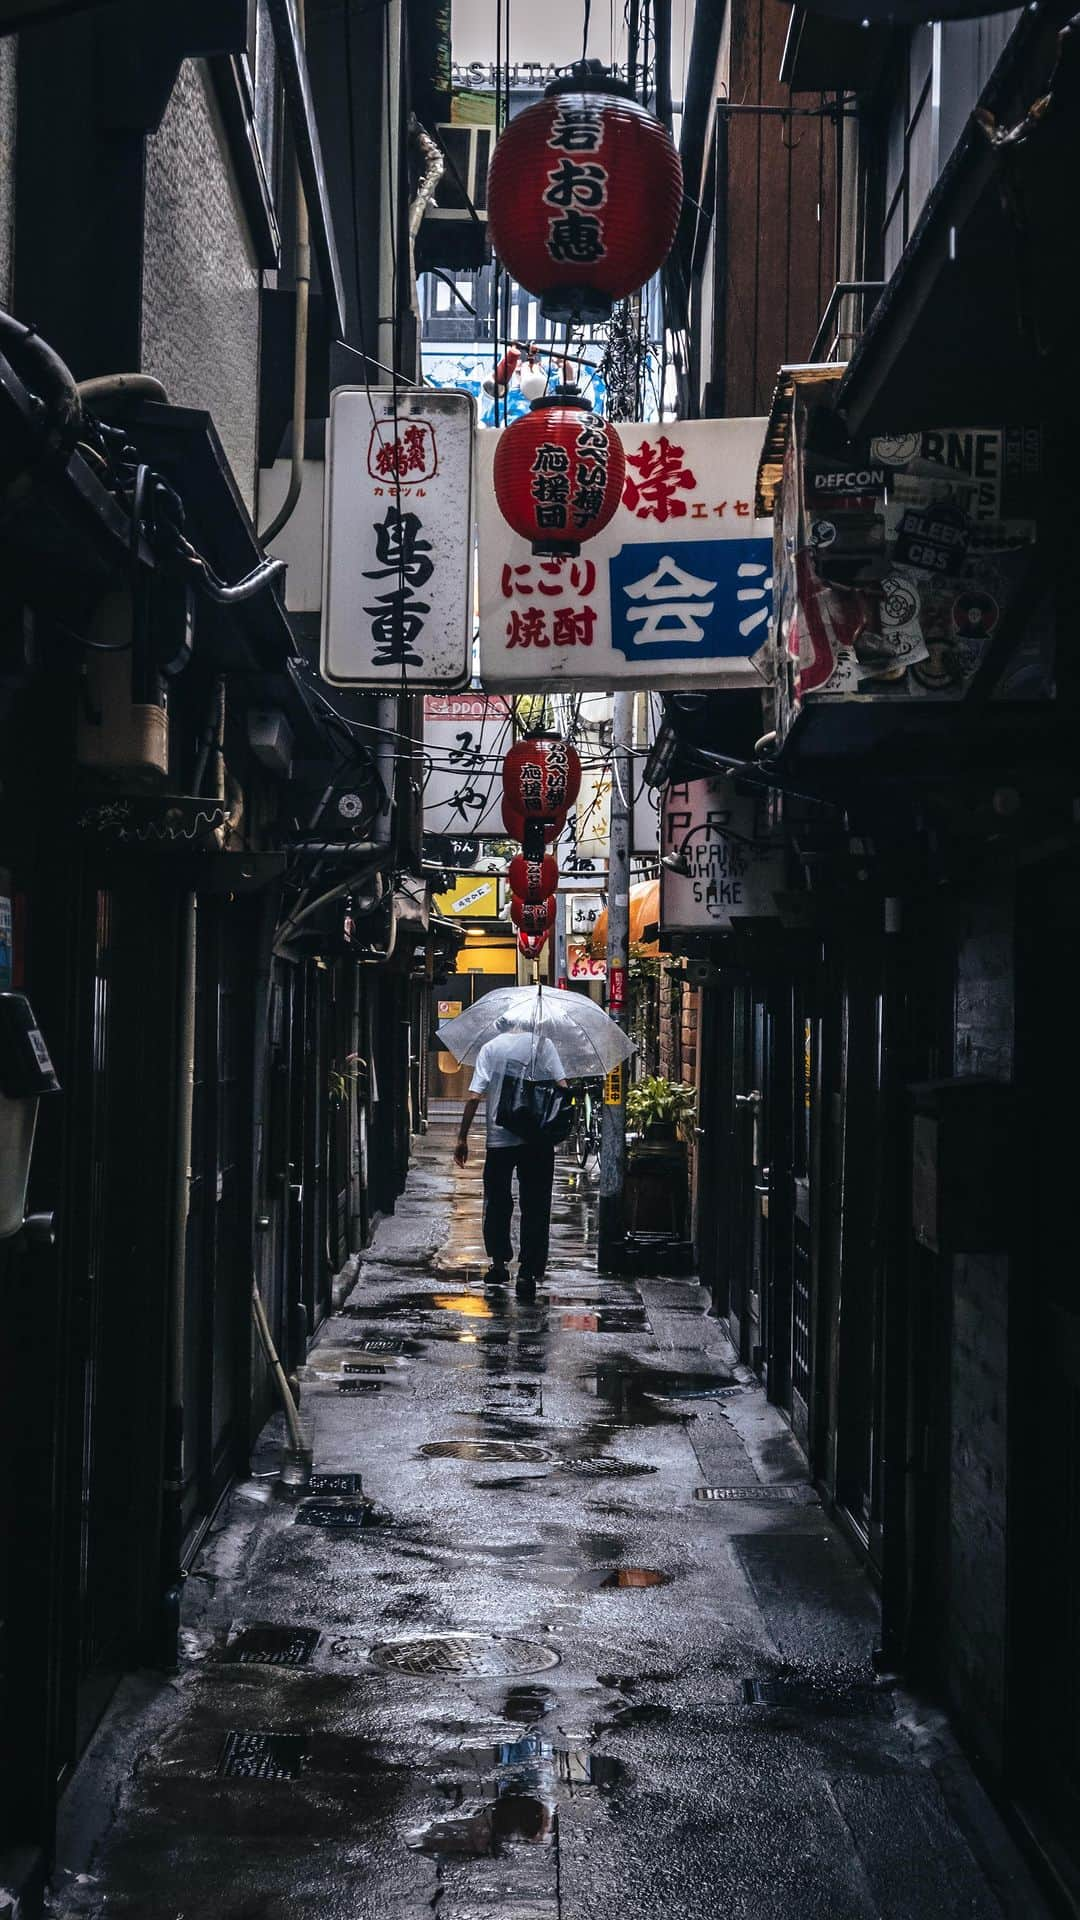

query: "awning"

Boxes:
[590, 880, 663, 959]
[755, 363, 846, 520]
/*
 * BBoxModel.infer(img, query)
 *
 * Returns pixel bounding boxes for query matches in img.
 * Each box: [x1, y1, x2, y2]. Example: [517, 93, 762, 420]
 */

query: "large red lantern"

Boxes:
[502, 734, 582, 824]
[487, 64, 683, 324]
[493, 388, 624, 557]
[502, 796, 562, 855]
[511, 894, 557, 934]
[507, 852, 559, 902]
[518, 931, 548, 961]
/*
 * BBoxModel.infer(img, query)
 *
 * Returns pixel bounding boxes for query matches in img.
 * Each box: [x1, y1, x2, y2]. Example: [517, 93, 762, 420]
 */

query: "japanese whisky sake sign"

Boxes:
[321, 388, 474, 687]
[477, 417, 771, 689]
[659, 775, 786, 933]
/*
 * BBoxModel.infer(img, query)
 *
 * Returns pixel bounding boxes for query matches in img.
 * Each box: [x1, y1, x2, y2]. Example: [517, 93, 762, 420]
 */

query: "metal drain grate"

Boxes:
[309, 1472, 363, 1496]
[694, 1485, 814, 1502]
[559, 1458, 658, 1478]
[369, 1632, 561, 1677]
[222, 1625, 320, 1667]
[352, 1338, 405, 1354]
[741, 1677, 891, 1716]
[217, 1730, 309, 1779]
[296, 1499, 385, 1529]
[338, 1380, 382, 1395]
[421, 1440, 550, 1464]
[343, 1362, 386, 1375]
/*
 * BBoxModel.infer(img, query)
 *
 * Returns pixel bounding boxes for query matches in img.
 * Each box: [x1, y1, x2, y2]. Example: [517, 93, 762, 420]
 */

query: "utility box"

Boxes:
[909, 1078, 1017, 1255]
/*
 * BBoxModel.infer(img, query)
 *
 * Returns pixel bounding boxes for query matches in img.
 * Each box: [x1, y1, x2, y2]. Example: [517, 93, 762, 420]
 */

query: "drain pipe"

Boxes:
[260, 0, 310, 546]
[160, 889, 197, 1668]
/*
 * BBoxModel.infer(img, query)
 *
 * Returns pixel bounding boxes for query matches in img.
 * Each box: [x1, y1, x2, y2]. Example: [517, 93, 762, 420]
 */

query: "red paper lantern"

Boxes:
[487, 65, 683, 323]
[492, 388, 624, 557]
[502, 798, 563, 848]
[518, 931, 548, 960]
[502, 734, 582, 823]
[511, 894, 557, 933]
[508, 852, 559, 902]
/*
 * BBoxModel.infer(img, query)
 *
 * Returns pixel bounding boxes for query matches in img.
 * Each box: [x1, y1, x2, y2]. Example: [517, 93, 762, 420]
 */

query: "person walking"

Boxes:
[453, 1023, 566, 1290]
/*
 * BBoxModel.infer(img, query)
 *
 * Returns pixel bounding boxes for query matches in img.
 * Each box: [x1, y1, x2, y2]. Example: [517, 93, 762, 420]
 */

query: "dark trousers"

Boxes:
[483, 1143, 555, 1276]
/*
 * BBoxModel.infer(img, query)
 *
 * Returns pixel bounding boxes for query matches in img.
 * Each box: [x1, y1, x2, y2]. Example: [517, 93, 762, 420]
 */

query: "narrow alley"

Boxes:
[53, 1119, 1048, 1920]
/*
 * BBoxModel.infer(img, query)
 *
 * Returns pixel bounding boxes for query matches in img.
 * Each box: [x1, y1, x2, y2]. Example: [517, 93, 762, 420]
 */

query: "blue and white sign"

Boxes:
[477, 417, 771, 691]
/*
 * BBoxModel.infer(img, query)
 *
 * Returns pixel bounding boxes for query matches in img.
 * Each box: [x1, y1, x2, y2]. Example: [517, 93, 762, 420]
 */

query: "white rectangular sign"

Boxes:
[423, 693, 512, 838]
[660, 775, 786, 933]
[569, 892, 604, 937]
[478, 417, 771, 690]
[322, 387, 474, 687]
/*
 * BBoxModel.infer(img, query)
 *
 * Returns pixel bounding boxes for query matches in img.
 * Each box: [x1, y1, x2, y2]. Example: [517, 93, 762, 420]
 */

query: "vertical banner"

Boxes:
[322, 388, 474, 687]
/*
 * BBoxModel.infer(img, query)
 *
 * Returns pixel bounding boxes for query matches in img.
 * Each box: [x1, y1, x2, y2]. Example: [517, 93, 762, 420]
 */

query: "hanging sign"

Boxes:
[423, 694, 512, 838]
[478, 417, 771, 690]
[660, 775, 786, 933]
[322, 388, 474, 688]
[568, 893, 603, 937]
[433, 875, 501, 918]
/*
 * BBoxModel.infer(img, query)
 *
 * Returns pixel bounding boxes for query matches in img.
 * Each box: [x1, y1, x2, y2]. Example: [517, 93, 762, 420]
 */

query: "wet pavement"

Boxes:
[52, 1117, 1051, 1919]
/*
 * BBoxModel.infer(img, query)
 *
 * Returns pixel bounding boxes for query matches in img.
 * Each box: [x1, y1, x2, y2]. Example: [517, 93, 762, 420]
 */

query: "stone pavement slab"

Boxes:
[51, 1119, 1052, 1920]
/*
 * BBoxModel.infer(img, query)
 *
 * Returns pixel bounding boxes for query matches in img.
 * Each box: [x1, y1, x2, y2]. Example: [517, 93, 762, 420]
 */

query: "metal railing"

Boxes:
[808, 280, 885, 366]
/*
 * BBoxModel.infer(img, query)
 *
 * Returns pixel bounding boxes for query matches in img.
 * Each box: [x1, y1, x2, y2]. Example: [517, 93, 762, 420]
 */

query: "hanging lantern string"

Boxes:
[581, 0, 592, 62]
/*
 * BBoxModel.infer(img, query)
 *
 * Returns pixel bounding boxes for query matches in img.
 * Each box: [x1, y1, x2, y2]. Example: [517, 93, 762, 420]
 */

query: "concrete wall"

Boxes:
[0, 36, 16, 306]
[948, 882, 1015, 1773]
[141, 60, 261, 514]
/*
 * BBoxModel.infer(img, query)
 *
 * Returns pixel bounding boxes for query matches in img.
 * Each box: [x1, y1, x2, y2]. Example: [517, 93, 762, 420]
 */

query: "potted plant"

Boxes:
[626, 1075, 697, 1145]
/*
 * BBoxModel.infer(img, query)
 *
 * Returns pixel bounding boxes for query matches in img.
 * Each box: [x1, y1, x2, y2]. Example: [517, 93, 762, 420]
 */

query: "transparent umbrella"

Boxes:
[436, 985, 635, 1082]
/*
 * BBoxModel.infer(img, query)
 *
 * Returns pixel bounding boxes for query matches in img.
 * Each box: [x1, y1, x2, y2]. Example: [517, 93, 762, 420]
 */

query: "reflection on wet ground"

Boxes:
[56, 1119, 1049, 1920]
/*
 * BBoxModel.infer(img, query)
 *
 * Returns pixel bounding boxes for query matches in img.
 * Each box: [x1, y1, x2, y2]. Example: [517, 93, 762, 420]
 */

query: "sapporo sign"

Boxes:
[478, 418, 771, 690]
[423, 694, 512, 839]
[660, 775, 786, 933]
[322, 388, 474, 687]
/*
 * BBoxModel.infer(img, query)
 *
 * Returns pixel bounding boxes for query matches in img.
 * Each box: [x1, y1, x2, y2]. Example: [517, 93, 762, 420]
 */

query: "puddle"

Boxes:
[409, 1792, 553, 1856]
[591, 1360, 735, 1424]
[504, 1684, 554, 1722]
[562, 1310, 650, 1334]
[341, 1291, 494, 1321]
[576, 1566, 670, 1591]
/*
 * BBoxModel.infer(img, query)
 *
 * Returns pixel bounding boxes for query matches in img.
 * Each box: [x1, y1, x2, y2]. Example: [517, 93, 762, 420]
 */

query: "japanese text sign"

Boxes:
[424, 694, 512, 838]
[478, 417, 771, 690]
[322, 388, 474, 688]
[433, 875, 501, 918]
[660, 776, 786, 933]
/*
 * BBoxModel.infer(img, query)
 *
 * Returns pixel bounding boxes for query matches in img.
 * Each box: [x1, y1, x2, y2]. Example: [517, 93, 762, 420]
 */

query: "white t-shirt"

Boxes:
[469, 1030, 566, 1149]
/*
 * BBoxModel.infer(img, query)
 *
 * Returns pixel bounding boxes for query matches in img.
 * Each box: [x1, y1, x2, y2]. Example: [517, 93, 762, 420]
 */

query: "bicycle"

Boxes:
[572, 1080, 604, 1169]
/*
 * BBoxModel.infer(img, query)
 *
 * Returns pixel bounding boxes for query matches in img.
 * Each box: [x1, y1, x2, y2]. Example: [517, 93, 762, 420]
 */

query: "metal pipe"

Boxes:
[0, 307, 81, 437]
[598, 691, 633, 1270]
[260, 0, 310, 545]
[160, 890, 197, 1667]
[76, 373, 169, 407]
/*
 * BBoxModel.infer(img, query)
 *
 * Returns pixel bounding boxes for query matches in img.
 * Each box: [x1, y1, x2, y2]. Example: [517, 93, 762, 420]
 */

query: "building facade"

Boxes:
[664, 0, 1079, 1905]
[0, 1, 447, 1904]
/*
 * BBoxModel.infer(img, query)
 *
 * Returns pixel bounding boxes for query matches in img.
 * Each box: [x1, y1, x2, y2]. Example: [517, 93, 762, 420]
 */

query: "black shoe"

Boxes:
[484, 1266, 511, 1286]
[516, 1271, 540, 1298]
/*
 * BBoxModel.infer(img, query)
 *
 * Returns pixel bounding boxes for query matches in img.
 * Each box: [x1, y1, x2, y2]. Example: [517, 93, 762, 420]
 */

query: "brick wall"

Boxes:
[141, 60, 261, 513]
[0, 37, 16, 306]
[947, 881, 1014, 1773]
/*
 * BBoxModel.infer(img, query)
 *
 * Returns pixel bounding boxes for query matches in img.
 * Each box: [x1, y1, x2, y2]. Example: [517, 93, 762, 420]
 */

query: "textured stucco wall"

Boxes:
[142, 60, 260, 513]
[0, 36, 16, 307]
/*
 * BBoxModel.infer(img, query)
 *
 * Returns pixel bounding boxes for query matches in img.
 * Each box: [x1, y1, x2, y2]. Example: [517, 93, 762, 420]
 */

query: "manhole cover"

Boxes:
[559, 1459, 658, 1478]
[222, 1624, 320, 1667]
[421, 1440, 550, 1464]
[296, 1499, 386, 1529]
[338, 1380, 382, 1395]
[694, 1485, 813, 1502]
[310, 1472, 363, 1496]
[217, 1730, 309, 1779]
[369, 1632, 561, 1677]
